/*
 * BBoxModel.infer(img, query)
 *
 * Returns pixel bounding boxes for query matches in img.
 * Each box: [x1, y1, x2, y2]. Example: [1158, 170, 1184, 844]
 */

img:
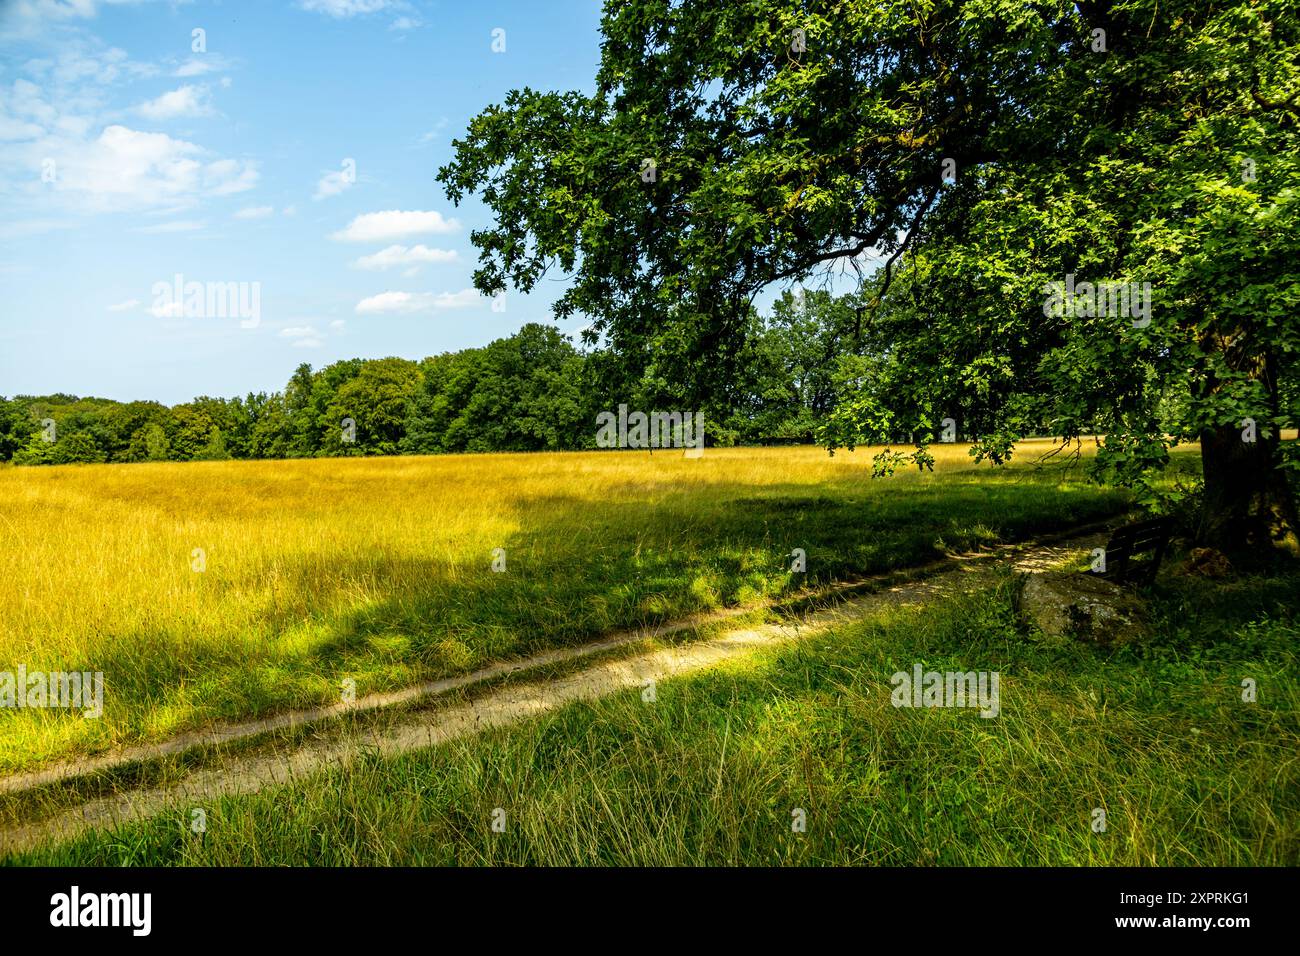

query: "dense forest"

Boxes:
[0, 289, 873, 464]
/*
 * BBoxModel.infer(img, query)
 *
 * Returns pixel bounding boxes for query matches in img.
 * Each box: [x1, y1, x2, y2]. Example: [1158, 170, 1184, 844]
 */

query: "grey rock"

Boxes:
[1016, 571, 1147, 645]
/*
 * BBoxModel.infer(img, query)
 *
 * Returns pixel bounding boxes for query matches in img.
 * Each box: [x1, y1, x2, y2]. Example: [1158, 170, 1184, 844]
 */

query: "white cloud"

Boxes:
[107, 298, 139, 311]
[0, 31, 244, 230]
[11, 45, 154, 109]
[352, 244, 459, 270]
[0, 114, 45, 140]
[0, 41, 258, 214]
[298, 0, 394, 17]
[278, 324, 326, 348]
[314, 165, 354, 200]
[0, 38, 263, 220]
[174, 61, 212, 78]
[355, 288, 479, 314]
[6, 78, 58, 127]
[135, 84, 212, 120]
[203, 157, 258, 195]
[355, 291, 416, 314]
[65, 124, 246, 206]
[150, 299, 183, 318]
[2, 114, 258, 212]
[174, 56, 231, 78]
[329, 319, 346, 330]
[331, 209, 459, 242]
[234, 205, 273, 219]
[390, 16, 420, 31]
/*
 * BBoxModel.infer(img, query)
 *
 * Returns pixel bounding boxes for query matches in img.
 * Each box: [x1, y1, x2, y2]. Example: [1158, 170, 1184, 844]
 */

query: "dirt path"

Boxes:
[0, 526, 1106, 856]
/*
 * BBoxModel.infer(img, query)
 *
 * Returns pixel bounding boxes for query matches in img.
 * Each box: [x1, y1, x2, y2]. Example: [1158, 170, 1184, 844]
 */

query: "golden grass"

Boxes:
[0, 443, 1127, 770]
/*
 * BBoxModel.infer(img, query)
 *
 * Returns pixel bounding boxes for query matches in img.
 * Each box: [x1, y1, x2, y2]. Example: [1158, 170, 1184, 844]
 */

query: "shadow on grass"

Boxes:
[14, 561, 1295, 866]
[3, 465, 1132, 767]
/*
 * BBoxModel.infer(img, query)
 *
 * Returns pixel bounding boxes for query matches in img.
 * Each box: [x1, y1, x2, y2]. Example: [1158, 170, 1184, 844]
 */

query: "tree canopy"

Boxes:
[439, 0, 1300, 556]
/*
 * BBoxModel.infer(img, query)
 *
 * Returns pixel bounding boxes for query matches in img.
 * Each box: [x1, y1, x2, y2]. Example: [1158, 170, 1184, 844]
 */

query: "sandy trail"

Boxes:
[0, 526, 1105, 855]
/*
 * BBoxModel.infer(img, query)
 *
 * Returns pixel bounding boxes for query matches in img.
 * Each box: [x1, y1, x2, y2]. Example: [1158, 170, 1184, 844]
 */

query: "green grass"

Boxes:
[0, 444, 1143, 771]
[12, 560, 1296, 866]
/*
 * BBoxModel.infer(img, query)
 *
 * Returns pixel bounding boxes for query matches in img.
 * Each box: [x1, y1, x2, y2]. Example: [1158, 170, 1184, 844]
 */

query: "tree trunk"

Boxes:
[1199, 423, 1300, 560]
[1193, 327, 1299, 561]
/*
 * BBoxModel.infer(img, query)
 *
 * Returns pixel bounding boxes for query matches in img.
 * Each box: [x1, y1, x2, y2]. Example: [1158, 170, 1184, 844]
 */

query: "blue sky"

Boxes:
[0, 0, 608, 404]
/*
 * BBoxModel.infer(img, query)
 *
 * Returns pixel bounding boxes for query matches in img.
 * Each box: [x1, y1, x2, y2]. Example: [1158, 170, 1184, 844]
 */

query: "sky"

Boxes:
[0, 0, 609, 404]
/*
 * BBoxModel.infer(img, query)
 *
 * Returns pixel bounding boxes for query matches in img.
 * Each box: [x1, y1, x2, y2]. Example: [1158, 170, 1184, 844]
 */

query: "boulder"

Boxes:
[1016, 571, 1147, 645]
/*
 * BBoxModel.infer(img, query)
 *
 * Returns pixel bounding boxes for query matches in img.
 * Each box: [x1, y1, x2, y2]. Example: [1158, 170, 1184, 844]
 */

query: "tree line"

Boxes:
[0, 291, 880, 465]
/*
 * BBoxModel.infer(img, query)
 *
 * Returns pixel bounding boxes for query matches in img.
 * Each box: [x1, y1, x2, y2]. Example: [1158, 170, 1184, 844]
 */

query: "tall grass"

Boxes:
[12, 565, 1294, 866]
[0, 444, 1136, 771]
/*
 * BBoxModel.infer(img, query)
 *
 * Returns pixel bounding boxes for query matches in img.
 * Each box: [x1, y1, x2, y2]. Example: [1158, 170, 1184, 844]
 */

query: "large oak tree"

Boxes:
[439, 0, 1300, 557]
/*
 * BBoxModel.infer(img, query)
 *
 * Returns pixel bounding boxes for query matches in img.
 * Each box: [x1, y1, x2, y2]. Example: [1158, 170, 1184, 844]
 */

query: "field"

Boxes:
[3, 442, 1297, 867]
[8, 559, 1297, 866]
[0, 443, 1134, 773]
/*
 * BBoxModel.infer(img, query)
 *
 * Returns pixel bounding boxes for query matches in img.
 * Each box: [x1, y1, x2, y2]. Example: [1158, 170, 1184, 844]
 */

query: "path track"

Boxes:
[0, 525, 1107, 855]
